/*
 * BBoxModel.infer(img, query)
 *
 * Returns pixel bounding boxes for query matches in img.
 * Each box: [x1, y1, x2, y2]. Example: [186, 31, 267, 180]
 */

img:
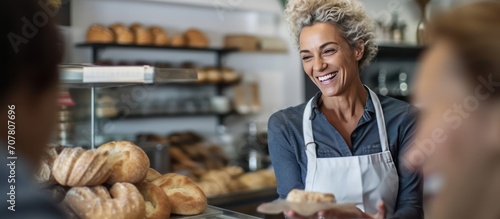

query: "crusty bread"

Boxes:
[170, 34, 186, 47]
[86, 24, 114, 43]
[110, 23, 134, 44]
[152, 173, 207, 215]
[52, 147, 111, 186]
[35, 146, 61, 187]
[184, 28, 209, 48]
[130, 23, 153, 45]
[144, 168, 162, 182]
[149, 26, 169, 46]
[286, 189, 336, 203]
[137, 182, 171, 219]
[63, 183, 145, 219]
[97, 141, 150, 184]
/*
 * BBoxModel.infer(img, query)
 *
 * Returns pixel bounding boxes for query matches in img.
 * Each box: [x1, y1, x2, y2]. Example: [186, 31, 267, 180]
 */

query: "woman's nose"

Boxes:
[313, 57, 327, 72]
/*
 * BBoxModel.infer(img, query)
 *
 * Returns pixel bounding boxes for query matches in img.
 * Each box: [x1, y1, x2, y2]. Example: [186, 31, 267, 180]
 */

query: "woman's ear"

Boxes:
[354, 40, 365, 61]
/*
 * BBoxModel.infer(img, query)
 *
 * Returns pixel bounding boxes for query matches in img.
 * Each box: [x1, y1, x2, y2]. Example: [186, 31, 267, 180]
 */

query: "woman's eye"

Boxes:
[302, 56, 312, 61]
[324, 49, 336, 54]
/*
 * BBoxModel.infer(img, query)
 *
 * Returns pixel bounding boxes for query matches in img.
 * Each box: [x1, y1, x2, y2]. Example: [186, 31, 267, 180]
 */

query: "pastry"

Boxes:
[48, 185, 68, 203]
[152, 173, 207, 215]
[137, 182, 171, 219]
[205, 67, 221, 83]
[52, 147, 111, 186]
[286, 189, 336, 203]
[144, 168, 162, 182]
[224, 166, 244, 178]
[185, 28, 209, 48]
[130, 23, 153, 45]
[97, 141, 150, 184]
[196, 68, 207, 83]
[86, 24, 114, 43]
[170, 34, 186, 47]
[35, 146, 61, 187]
[110, 23, 134, 44]
[149, 26, 169, 46]
[64, 183, 145, 219]
[221, 67, 239, 83]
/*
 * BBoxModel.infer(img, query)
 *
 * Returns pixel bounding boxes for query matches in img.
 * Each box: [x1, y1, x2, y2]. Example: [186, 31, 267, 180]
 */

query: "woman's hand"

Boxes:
[284, 201, 386, 219]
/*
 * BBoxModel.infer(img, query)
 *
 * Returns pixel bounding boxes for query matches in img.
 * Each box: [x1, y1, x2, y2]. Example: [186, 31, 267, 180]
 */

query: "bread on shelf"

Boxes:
[110, 23, 134, 44]
[63, 183, 145, 219]
[144, 168, 162, 182]
[52, 147, 111, 187]
[97, 141, 150, 184]
[185, 28, 209, 48]
[86, 24, 114, 43]
[149, 26, 169, 46]
[170, 33, 186, 47]
[130, 23, 153, 45]
[152, 173, 207, 215]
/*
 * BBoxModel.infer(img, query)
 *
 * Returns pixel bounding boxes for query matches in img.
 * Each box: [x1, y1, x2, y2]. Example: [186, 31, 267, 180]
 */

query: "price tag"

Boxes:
[83, 66, 146, 83]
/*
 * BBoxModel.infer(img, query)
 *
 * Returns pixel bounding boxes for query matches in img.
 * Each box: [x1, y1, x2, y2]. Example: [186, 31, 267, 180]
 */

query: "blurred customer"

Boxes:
[1, 0, 65, 218]
[407, 1, 500, 219]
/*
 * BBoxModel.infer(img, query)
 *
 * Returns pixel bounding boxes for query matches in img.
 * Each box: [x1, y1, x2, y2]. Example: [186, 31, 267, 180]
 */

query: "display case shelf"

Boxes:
[105, 111, 240, 121]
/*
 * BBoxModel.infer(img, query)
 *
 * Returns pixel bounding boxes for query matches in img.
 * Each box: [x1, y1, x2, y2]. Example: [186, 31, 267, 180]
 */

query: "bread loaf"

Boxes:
[52, 147, 111, 186]
[152, 173, 207, 215]
[170, 34, 186, 47]
[185, 28, 209, 47]
[35, 146, 62, 187]
[137, 182, 171, 219]
[286, 189, 336, 203]
[97, 141, 150, 184]
[110, 23, 134, 44]
[130, 23, 153, 45]
[144, 168, 161, 182]
[149, 26, 169, 46]
[63, 183, 145, 219]
[86, 24, 114, 43]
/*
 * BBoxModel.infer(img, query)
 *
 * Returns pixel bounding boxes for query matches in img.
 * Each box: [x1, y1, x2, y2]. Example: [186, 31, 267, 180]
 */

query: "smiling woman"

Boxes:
[267, 0, 423, 219]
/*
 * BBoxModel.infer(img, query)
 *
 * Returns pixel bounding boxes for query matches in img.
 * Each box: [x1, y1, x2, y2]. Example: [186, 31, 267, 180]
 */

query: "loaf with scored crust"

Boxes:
[152, 173, 207, 215]
[97, 141, 150, 184]
[63, 182, 145, 219]
[137, 182, 171, 219]
[52, 147, 111, 187]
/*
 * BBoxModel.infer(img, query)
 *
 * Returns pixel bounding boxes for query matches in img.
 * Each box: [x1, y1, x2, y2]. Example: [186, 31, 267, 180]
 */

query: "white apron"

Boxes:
[303, 88, 399, 217]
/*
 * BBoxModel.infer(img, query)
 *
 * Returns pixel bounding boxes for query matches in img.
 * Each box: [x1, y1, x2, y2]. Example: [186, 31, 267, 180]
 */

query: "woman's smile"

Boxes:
[317, 71, 338, 85]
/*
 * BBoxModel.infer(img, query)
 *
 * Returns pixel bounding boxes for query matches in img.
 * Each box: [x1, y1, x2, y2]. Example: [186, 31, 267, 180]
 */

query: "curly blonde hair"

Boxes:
[284, 0, 377, 69]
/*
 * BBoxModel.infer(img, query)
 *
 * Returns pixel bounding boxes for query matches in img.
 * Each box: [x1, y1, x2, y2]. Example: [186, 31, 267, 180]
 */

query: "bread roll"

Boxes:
[86, 24, 114, 43]
[152, 173, 207, 215]
[224, 166, 244, 178]
[137, 182, 171, 219]
[97, 141, 150, 184]
[110, 23, 134, 44]
[52, 147, 111, 186]
[145, 168, 161, 182]
[35, 146, 61, 187]
[149, 26, 169, 46]
[286, 189, 336, 203]
[185, 28, 209, 48]
[170, 34, 186, 47]
[64, 183, 145, 219]
[130, 23, 153, 45]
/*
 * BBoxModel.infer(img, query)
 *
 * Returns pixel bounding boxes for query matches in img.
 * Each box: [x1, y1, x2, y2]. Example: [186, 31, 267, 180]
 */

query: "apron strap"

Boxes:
[303, 98, 316, 146]
[367, 87, 390, 152]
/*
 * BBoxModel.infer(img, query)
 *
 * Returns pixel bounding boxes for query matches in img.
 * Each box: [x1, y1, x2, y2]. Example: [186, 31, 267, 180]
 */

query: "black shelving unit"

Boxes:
[76, 43, 238, 67]
[76, 42, 242, 125]
[105, 111, 240, 121]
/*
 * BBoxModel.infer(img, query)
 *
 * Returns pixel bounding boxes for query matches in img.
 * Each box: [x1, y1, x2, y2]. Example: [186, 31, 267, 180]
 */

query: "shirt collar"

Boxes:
[309, 88, 376, 121]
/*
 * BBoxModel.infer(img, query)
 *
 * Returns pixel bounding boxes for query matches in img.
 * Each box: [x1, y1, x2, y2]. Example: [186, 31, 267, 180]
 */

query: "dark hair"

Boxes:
[429, 1, 500, 96]
[1, 0, 63, 103]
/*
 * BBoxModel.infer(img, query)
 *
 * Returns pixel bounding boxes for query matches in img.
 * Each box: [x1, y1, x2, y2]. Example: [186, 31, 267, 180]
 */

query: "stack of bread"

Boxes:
[36, 141, 207, 219]
[86, 23, 210, 48]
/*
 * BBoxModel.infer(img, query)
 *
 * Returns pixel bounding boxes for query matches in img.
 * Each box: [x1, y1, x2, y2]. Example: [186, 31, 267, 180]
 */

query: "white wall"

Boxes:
[67, 0, 302, 140]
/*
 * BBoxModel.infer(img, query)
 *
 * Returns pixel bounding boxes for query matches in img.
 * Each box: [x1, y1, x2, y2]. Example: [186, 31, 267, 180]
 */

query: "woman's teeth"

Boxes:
[318, 72, 337, 82]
